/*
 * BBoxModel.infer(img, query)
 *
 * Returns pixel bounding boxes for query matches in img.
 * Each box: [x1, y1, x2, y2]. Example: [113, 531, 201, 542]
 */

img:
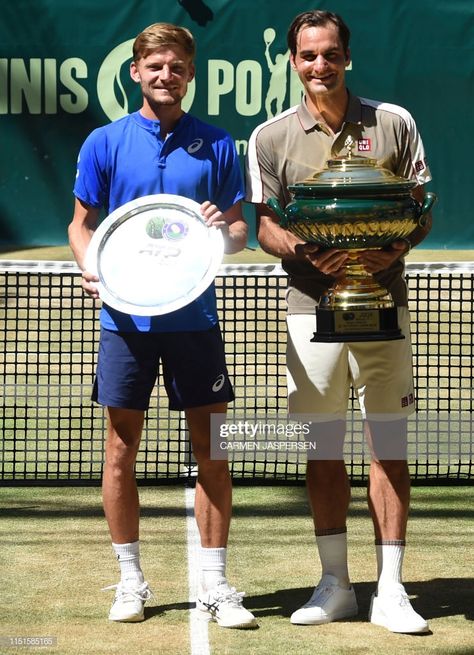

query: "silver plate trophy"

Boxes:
[85, 194, 224, 315]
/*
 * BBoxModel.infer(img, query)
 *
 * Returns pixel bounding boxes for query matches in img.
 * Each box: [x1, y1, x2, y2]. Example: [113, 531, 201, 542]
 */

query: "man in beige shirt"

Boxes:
[246, 9, 433, 634]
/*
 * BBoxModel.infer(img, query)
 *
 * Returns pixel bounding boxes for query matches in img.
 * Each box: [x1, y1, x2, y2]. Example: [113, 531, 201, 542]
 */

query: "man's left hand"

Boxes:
[200, 201, 229, 234]
[357, 240, 409, 273]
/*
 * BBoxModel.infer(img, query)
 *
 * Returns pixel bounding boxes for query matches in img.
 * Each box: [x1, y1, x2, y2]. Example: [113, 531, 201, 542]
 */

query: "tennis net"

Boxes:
[0, 260, 472, 485]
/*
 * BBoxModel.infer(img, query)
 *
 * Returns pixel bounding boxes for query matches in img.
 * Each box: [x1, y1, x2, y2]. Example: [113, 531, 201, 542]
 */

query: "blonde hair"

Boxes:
[133, 22, 195, 62]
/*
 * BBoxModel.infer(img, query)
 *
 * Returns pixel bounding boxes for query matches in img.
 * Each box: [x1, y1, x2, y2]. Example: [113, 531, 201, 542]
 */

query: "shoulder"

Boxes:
[185, 114, 234, 143]
[249, 105, 299, 142]
[247, 106, 300, 160]
[81, 114, 134, 148]
[358, 96, 418, 130]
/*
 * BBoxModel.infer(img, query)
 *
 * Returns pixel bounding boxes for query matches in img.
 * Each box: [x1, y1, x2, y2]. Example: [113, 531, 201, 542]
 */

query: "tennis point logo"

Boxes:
[1, 26, 310, 126]
[210, 414, 317, 462]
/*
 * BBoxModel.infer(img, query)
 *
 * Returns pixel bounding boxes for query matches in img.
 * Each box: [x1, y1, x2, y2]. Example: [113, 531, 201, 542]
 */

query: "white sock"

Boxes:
[316, 530, 350, 589]
[112, 541, 144, 585]
[199, 547, 227, 592]
[376, 541, 405, 593]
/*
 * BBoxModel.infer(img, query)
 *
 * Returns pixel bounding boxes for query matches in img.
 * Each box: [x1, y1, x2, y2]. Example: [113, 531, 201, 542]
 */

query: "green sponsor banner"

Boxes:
[0, 0, 472, 248]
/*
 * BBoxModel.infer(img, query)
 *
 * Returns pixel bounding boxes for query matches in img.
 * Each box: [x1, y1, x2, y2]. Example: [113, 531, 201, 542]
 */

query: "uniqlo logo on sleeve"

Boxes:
[357, 138, 371, 152]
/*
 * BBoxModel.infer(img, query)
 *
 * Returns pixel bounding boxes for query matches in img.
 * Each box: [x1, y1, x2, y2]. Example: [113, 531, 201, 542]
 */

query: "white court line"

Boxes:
[185, 485, 211, 655]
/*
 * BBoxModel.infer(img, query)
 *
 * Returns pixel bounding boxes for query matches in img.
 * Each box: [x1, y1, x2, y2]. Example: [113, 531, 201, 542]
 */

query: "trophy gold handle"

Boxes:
[417, 191, 437, 227]
[267, 197, 288, 227]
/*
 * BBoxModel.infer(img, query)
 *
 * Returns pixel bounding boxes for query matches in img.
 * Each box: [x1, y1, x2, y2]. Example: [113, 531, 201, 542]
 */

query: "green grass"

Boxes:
[1, 485, 472, 655]
[1, 246, 472, 653]
[0, 244, 280, 265]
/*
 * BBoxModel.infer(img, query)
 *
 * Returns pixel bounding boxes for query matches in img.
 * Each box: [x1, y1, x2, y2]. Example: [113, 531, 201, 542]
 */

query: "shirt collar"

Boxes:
[296, 90, 362, 132]
[131, 110, 189, 136]
[132, 110, 160, 134]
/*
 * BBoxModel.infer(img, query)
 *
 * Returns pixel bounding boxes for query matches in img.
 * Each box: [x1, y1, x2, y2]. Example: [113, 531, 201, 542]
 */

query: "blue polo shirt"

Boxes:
[74, 111, 244, 332]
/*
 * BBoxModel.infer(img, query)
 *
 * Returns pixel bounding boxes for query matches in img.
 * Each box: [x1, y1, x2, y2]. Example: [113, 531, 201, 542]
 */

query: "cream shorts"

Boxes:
[286, 307, 415, 421]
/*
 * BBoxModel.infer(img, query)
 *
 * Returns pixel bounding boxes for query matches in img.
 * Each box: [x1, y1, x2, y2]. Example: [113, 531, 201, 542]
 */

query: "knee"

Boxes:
[196, 455, 230, 481]
[307, 459, 348, 485]
[191, 441, 212, 466]
[105, 431, 141, 472]
[371, 458, 409, 485]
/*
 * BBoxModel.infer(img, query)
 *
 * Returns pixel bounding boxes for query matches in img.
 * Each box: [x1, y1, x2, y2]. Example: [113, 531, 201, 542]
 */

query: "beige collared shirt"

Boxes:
[246, 91, 432, 310]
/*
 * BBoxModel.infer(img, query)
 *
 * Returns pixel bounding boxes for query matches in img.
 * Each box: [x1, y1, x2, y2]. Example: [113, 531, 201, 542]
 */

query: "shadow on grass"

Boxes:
[1, 501, 474, 520]
[140, 577, 473, 627]
[144, 600, 192, 620]
[243, 578, 474, 623]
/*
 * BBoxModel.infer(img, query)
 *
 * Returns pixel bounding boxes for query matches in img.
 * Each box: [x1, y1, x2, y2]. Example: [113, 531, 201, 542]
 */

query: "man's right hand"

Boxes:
[297, 243, 349, 277]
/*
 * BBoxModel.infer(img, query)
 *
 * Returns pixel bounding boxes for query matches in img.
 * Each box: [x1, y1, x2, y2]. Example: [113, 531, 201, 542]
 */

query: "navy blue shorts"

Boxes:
[92, 325, 235, 411]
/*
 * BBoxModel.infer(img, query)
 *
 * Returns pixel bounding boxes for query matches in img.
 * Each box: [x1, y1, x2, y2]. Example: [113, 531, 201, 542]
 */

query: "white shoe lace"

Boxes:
[102, 581, 154, 602]
[380, 584, 410, 603]
[395, 592, 411, 608]
[304, 582, 335, 607]
[213, 586, 246, 608]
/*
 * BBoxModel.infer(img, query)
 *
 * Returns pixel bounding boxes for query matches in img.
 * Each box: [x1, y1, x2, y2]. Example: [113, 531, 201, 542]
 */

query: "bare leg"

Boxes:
[306, 420, 350, 531]
[102, 407, 144, 543]
[290, 422, 358, 624]
[186, 402, 232, 547]
[366, 420, 429, 633]
[189, 403, 257, 627]
[366, 419, 410, 540]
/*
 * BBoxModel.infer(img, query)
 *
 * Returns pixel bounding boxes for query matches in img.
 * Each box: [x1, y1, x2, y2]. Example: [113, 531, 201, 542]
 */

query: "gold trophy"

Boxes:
[267, 136, 437, 342]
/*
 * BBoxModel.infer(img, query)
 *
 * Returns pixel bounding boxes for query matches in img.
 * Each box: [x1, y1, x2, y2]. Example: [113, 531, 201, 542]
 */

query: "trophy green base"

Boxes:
[311, 306, 404, 343]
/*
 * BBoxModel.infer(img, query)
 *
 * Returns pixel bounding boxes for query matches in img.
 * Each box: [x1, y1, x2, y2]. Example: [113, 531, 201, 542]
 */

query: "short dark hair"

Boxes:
[287, 10, 351, 56]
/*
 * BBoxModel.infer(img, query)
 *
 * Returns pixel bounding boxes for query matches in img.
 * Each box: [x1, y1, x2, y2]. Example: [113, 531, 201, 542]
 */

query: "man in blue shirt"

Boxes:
[68, 22, 256, 629]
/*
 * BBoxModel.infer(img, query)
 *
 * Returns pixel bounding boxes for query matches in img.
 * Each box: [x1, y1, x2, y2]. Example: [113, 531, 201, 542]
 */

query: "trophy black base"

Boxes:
[311, 306, 404, 342]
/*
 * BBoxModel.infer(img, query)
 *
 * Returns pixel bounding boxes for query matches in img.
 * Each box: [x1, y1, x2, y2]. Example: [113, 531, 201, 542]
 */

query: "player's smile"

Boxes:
[130, 46, 195, 109]
[291, 24, 350, 97]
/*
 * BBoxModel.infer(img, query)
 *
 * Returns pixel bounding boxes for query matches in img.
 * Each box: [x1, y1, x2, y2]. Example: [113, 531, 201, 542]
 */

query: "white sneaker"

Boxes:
[103, 581, 153, 622]
[290, 574, 358, 625]
[369, 583, 429, 633]
[196, 582, 258, 629]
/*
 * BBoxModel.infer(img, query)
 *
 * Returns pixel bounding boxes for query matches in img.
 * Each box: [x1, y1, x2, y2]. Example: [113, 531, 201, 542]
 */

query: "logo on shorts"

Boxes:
[401, 393, 414, 408]
[212, 373, 226, 392]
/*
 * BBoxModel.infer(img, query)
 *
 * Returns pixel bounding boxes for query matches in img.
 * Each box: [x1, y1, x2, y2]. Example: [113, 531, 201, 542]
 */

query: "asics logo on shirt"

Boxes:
[187, 138, 204, 154]
[212, 374, 226, 392]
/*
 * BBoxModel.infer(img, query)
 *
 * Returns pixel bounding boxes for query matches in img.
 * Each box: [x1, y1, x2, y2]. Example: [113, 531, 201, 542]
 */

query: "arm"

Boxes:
[67, 198, 100, 298]
[200, 200, 248, 254]
[257, 203, 349, 275]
